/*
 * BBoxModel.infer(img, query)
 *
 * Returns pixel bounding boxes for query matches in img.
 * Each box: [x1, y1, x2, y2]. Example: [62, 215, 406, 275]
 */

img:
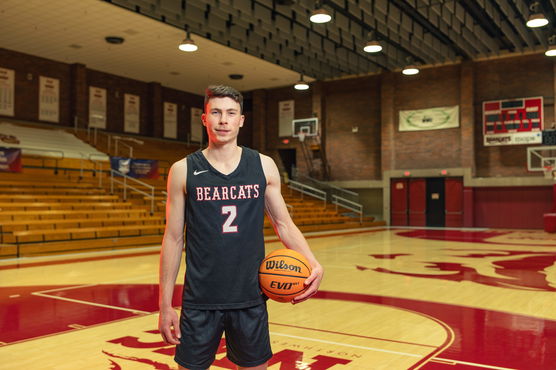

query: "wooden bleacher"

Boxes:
[0, 122, 384, 258]
[0, 172, 164, 257]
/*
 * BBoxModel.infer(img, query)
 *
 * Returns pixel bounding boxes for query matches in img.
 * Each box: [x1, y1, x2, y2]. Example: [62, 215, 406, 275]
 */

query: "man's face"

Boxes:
[202, 97, 244, 145]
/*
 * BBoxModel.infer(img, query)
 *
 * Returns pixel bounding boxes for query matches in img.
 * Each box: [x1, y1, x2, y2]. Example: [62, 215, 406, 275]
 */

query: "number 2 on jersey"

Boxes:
[222, 205, 238, 233]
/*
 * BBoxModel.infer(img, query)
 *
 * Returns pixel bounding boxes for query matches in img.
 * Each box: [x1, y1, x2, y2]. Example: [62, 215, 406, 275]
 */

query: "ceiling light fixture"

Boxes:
[364, 40, 382, 53]
[402, 57, 420, 75]
[294, 74, 309, 90]
[526, 2, 549, 28]
[363, 32, 382, 53]
[402, 65, 419, 75]
[309, 2, 332, 24]
[178, 30, 198, 52]
[546, 35, 556, 56]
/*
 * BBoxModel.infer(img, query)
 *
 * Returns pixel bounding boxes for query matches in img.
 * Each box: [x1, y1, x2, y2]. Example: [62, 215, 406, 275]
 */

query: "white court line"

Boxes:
[270, 332, 517, 370]
[31, 286, 151, 315]
[433, 358, 518, 370]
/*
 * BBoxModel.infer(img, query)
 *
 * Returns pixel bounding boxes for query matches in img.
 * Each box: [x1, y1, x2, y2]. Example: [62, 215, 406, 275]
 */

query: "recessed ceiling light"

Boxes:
[105, 36, 125, 44]
[229, 74, 244, 80]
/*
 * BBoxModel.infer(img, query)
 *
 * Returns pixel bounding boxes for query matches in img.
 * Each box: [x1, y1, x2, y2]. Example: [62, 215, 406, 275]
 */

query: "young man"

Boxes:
[158, 85, 323, 370]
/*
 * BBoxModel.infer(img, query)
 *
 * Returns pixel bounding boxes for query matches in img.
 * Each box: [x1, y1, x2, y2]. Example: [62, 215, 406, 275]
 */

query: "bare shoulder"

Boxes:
[168, 158, 188, 189]
[259, 153, 279, 184]
[259, 153, 275, 168]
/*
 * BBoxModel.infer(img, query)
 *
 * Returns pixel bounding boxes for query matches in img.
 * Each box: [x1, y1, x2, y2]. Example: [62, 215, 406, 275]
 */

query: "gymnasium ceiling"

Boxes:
[1, 0, 555, 94]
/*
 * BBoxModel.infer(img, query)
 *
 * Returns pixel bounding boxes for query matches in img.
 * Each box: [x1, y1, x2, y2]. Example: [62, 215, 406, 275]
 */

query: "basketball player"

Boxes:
[158, 85, 324, 370]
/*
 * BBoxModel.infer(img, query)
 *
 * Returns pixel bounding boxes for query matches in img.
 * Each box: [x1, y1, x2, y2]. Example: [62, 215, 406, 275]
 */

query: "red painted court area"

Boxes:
[2, 283, 556, 369]
[2, 228, 556, 369]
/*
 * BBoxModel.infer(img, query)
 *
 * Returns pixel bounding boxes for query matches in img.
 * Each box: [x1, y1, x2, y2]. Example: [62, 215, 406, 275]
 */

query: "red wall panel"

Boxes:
[391, 179, 408, 226]
[409, 179, 426, 226]
[474, 186, 553, 229]
[445, 178, 463, 227]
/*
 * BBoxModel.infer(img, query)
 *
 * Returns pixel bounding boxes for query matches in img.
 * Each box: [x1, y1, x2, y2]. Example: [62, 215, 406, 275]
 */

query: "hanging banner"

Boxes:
[0, 67, 15, 116]
[399, 106, 459, 131]
[0, 147, 22, 172]
[124, 94, 140, 134]
[163, 102, 178, 139]
[190, 107, 203, 142]
[279, 100, 294, 137]
[89, 86, 107, 129]
[110, 156, 159, 179]
[39, 76, 60, 123]
[483, 96, 543, 146]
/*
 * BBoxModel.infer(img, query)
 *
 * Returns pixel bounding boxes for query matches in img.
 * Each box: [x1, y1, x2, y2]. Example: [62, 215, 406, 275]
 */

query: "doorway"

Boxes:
[278, 149, 296, 180]
[426, 177, 445, 227]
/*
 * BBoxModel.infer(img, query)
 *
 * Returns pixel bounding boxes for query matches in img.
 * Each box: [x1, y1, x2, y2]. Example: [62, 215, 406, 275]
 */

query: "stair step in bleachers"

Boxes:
[0, 195, 119, 202]
[10, 224, 165, 244]
[1, 216, 162, 232]
[0, 202, 132, 211]
[0, 187, 107, 195]
[0, 209, 149, 222]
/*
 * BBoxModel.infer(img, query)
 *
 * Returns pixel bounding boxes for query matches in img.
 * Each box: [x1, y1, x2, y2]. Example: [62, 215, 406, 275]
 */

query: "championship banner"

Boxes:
[399, 106, 459, 131]
[89, 86, 107, 129]
[0, 147, 22, 172]
[124, 94, 140, 134]
[279, 100, 294, 137]
[190, 107, 203, 142]
[110, 156, 159, 179]
[39, 76, 60, 123]
[0, 67, 15, 116]
[483, 96, 543, 146]
[163, 102, 177, 139]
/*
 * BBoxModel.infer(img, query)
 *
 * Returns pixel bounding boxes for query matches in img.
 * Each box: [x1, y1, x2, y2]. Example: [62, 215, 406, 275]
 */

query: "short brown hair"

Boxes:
[204, 85, 243, 113]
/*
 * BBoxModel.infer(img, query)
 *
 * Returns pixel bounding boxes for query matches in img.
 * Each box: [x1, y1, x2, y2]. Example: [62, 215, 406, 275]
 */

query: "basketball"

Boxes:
[259, 249, 312, 303]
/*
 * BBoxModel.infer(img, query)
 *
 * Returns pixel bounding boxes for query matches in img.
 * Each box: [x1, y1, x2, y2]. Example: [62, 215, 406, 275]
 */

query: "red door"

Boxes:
[409, 178, 426, 226]
[445, 177, 463, 227]
[390, 179, 408, 226]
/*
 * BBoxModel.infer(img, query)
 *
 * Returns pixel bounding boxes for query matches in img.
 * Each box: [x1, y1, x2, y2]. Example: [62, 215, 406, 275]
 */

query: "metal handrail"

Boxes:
[113, 139, 134, 158]
[110, 168, 155, 214]
[332, 194, 363, 224]
[287, 179, 327, 208]
[296, 173, 358, 203]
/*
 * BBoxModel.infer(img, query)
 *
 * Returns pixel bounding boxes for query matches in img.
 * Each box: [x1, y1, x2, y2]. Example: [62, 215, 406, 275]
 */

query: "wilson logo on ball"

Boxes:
[265, 260, 302, 273]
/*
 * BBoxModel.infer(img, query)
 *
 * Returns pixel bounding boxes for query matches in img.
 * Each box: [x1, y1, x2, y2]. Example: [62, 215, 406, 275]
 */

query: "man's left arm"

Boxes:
[261, 154, 324, 304]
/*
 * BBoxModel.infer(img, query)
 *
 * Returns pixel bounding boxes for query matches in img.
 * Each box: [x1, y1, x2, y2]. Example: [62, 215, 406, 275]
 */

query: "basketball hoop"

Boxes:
[298, 132, 306, 143]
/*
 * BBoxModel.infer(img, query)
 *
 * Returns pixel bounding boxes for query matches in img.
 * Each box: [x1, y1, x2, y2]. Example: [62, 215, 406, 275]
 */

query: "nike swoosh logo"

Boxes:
[193, 169, 209, 175]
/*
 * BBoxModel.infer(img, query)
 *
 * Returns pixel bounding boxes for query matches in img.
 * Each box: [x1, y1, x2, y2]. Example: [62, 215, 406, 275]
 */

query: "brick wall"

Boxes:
[161, 86, 204, 142]
[474, 54, 555, 177]
[0, 47, 203, 140]
[322, 76, 381, 180]
[0, 48, 72, 126]
[391, 65, 461, 170]
[257, 54, 555, 181]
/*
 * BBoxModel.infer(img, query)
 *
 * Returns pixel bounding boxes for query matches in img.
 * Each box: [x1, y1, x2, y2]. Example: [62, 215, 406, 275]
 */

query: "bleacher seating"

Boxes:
[0, 121, 385, 258]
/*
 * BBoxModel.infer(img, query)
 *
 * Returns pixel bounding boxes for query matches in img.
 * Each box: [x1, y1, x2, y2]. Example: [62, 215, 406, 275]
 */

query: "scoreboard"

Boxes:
[482, 96, 543, 146]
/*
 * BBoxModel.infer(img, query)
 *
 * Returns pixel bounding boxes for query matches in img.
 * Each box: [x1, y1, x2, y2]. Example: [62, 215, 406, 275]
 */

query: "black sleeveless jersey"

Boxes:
[183, 147, 267, 309]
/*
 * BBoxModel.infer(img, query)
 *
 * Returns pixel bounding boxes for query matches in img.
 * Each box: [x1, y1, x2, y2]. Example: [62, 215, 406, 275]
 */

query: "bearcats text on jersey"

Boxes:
[195, 184, 261, 201]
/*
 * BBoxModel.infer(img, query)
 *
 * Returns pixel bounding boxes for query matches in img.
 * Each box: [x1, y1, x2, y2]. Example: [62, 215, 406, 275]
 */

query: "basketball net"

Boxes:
[544, 165, 555, 180]
[298, 132, 306, 143]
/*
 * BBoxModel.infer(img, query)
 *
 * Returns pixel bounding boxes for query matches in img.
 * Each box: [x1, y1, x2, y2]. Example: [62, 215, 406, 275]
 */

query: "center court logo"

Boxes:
[102, 329, 352, 369]
[358, 231, 556, 292]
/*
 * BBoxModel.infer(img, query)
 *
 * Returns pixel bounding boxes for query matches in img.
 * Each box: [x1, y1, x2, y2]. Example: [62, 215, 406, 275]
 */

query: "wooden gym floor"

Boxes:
[1, 227, 556, 369]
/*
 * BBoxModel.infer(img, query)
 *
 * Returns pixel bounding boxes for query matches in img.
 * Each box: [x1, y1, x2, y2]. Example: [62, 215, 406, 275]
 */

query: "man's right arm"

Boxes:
[158, 159, 186, 344]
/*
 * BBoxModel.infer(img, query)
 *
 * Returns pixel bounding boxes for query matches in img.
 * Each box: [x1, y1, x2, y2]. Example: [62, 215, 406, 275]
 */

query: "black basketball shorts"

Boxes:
[174, 303, 273, 369]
